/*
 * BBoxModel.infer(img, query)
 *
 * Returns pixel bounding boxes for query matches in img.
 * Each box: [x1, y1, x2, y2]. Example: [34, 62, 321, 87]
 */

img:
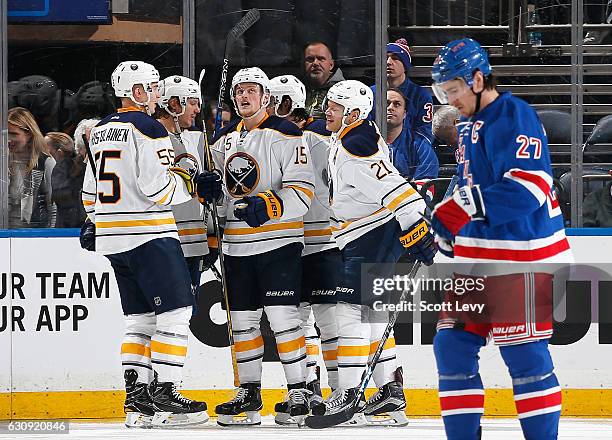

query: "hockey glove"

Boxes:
[399, 219, 437, 266]
[195, 171, 223, 204]
[80, 219, 96, 252]
[431, 185, 485, 241]
[234, 190, 284, 228]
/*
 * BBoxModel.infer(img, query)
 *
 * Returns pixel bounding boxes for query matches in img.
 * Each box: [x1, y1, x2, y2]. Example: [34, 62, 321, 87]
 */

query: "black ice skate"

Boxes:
[150, 381, 209, 427]
[216, 383, 263, 426]
[124, 369, 156, 428]
[305, 387, 367, 428]
[364, 367, 408, 426]
[274, 382, 312, 426]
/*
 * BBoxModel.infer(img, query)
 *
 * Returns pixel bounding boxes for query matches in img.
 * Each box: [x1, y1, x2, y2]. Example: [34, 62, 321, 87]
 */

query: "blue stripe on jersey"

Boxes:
[97, 110, 168, 139]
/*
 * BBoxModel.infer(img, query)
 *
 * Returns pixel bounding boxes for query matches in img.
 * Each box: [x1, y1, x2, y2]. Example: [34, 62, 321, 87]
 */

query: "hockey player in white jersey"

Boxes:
[267, 75, 340, 424]
[81, 61, 222, 428]
[155, 75, 215, 311]
[308, 80, 437, 426]
[210, 67, 316, 426]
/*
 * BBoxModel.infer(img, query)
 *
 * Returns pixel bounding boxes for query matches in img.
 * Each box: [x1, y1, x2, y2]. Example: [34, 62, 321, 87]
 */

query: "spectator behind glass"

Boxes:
[386, 88, 438, 183]
[46, 132, 86, 228]
[433, 105, 461, 149]
[74, 118, 100, 163]
[583, 172, 612, 227]
[369, 38, 435, 160]
[303, 41, 345, 119]
[7, 107, 56, 228]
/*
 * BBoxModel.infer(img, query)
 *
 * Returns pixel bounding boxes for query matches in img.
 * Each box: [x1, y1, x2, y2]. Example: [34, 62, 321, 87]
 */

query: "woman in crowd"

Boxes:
[46, 132, 86, 228]
[8, 107, 56, 228]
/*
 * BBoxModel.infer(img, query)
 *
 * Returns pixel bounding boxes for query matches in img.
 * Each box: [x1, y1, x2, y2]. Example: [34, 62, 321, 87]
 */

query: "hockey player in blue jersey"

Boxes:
[429, 38, 572, 440]
[370, 38, 434, 160]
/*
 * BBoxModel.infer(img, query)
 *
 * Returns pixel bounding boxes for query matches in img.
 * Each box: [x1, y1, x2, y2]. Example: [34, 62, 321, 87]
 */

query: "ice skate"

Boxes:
[124, 369, 155, 428]
[216, 383, 263, 426]
[150, 381, 209, 427]
[274, 383, 312, 426]
[365, 368, 408, 426]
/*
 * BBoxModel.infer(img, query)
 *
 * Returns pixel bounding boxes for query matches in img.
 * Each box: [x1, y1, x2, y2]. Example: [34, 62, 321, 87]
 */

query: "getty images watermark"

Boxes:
[372, 274, 486, 313]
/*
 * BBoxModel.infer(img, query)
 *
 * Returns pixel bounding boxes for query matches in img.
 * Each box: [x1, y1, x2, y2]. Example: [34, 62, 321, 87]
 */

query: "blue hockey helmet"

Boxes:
[431, 38, 491, 103]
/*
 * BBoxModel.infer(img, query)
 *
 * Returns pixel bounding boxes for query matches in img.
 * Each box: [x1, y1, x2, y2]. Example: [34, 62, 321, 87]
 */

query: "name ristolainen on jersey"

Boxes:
[90, 126, 130, 146]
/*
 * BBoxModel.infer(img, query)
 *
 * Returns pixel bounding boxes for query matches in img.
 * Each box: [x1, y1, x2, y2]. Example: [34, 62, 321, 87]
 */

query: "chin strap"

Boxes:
[474, 89, 483, 114]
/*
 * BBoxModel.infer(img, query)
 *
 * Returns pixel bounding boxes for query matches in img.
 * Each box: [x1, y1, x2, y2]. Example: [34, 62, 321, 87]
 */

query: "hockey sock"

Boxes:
[266, 305, 307, 385]
[501, 341, 561, 440]
[439, 373, 485, 439]
[151, 306, 191, 383]
[300, 303, 320, 384]
[231, 310, 265, 384]
[369, 309, 398, 387]
[121, 312, 156, 384]
[313, 303, 339, 389]
[336, 302, 371, 389]
[434, 329, 486, 439]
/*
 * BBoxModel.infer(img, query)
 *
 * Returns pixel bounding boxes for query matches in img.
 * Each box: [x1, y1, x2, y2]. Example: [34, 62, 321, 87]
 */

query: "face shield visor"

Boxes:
[432, 79, 472, 105]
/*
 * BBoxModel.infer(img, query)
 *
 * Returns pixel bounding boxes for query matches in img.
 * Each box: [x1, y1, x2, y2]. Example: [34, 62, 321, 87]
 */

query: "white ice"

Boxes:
[1, 417, 610, 439]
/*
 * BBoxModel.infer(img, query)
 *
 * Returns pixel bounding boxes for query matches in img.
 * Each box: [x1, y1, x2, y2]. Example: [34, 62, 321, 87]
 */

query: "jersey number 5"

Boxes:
[371, 160, 392, 180]
[95, 150, 122, 204]
[516, 135, 542, 159]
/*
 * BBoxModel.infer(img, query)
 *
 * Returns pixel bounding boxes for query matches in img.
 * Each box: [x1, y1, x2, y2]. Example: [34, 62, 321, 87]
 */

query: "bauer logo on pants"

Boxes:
[225, 152, 260, 197]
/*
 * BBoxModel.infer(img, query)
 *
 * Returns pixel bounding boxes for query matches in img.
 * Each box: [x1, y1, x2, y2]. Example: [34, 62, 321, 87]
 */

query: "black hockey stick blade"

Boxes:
[303, 401, 358, 429]
[226, 8, 260, 50]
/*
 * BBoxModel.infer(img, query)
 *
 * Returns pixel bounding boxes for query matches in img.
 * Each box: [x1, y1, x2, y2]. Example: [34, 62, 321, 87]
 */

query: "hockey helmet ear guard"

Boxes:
[158, 75, 201, 117]
[325, 80, 373, 120]
[269, 75, 306, 117]
[431, 38, 492, 102]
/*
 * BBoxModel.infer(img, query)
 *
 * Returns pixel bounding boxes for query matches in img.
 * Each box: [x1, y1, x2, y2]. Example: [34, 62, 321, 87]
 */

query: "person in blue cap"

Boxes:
[370, 38, 434, 166]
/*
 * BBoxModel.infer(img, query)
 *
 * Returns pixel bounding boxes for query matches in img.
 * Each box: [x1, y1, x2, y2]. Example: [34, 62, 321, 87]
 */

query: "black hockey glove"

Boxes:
[201, 247, 219, 271]
[234, 190, 284, 228]
[195, 171, 223, 204]
[80, 219, 96, 252]
[399, 219, 437, 266]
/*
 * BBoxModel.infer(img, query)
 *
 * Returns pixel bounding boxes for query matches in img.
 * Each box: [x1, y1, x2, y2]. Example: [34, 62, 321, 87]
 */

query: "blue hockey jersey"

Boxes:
[452, 92, 571, 262]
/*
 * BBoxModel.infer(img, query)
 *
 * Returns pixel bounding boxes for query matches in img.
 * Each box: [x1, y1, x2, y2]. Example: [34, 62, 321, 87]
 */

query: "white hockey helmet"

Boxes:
[325, 80, 373, 120]
[230, 67, 271, 106]
[158, 75, 201, 117]
[269, 75, 306, 117]
[111, 61, 160, 100]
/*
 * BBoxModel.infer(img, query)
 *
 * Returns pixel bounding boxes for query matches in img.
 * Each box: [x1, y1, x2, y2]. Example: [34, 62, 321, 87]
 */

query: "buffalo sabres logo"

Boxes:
[225, 152, 260, 196]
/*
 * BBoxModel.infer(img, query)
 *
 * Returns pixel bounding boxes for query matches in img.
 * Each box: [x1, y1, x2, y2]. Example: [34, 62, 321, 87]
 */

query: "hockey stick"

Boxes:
[305, 260, 422, 429]
[305, 176, 459, 429]
[213, 8, 261, 135]
[198, 68, 240, 388]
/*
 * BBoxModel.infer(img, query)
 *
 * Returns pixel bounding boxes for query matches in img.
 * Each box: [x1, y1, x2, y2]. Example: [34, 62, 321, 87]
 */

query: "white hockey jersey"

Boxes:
[211, 114, 315, 257]
[82, 107, 192, 255]
[168, 129, 209, 258]
[302, 119, 337, 256]
[328, 120, 426, 250]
